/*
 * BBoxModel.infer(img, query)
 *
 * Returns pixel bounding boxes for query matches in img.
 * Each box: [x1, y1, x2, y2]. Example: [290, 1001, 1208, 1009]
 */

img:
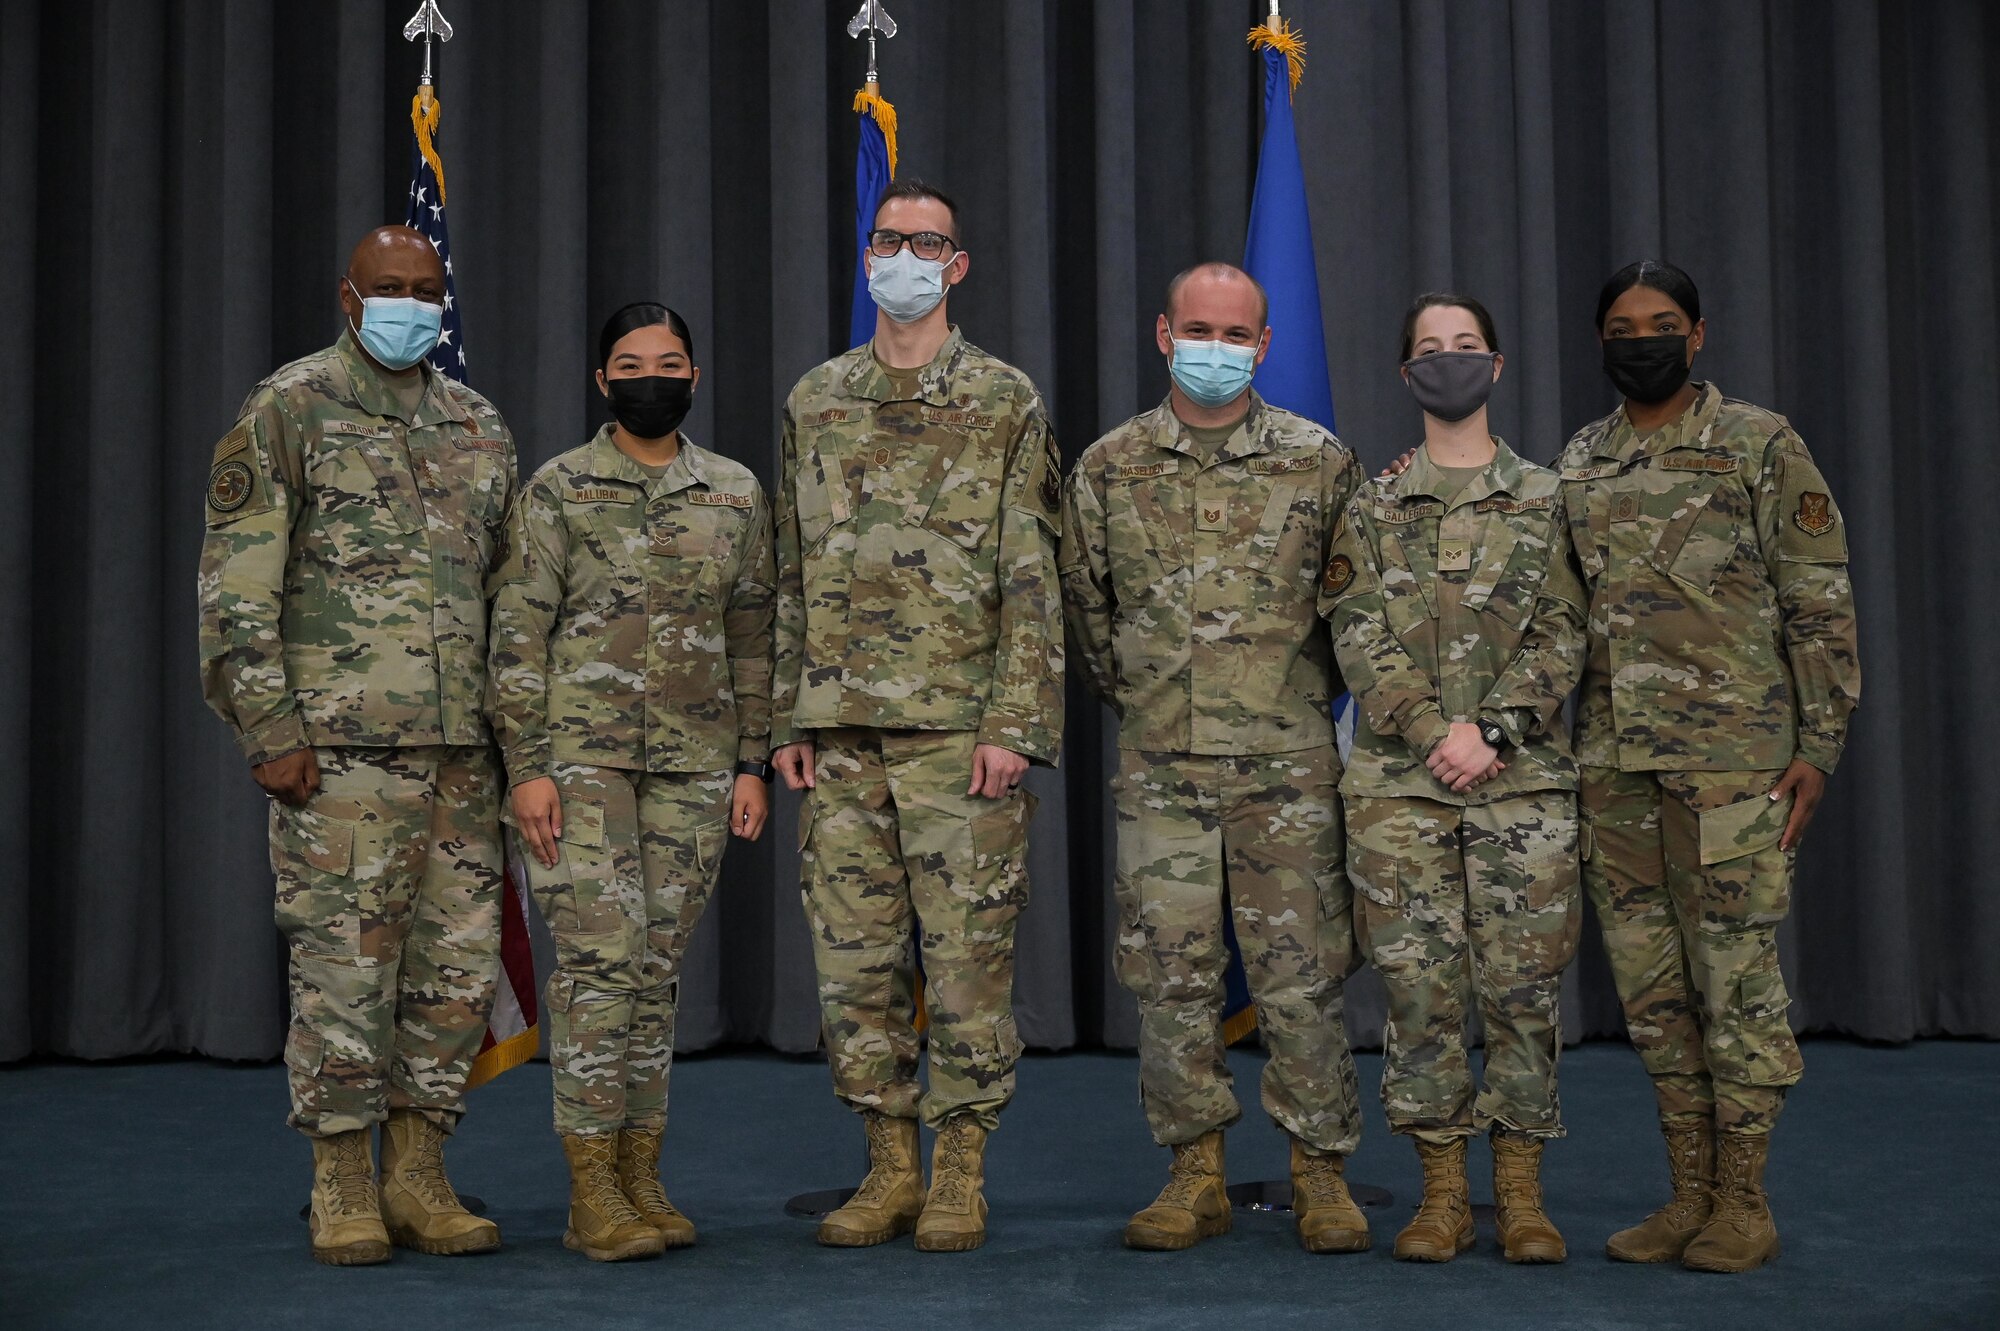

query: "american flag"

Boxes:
[405, 85, 540, 1086]
[405, 92, 467, 381]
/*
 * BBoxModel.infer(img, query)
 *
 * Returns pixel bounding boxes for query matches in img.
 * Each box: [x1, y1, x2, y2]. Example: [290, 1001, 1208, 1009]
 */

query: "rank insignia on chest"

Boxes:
[1322, 553, 1355, 594]
[1793, 491, 1835, 537]
[1437, 539, 1472, 572]
[1198, 503, 1226, 530]
[208, 459, 253, 512]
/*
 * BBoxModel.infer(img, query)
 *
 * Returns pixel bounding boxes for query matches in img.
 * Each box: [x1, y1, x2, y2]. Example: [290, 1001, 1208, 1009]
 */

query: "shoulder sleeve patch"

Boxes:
[1321, 552, 1355, 595]
[1793, 491, 1835, 537]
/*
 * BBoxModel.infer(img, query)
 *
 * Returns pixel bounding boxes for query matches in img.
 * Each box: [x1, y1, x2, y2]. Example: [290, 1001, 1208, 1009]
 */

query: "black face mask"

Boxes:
[1602, 334, 1691, 404]
[605, 374, 693, 439]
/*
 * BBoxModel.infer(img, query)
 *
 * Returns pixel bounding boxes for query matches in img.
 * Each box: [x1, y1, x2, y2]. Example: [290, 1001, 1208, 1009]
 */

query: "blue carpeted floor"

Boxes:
[2, 1040, 1996, 1329]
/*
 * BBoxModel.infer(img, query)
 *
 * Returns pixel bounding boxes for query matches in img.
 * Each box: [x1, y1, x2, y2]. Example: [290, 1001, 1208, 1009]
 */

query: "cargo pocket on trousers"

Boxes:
[283, 1025, 326, 1078]
[271, 805, 361, 952]
[1713, 952, 1796, 1086]
[972, 790, 1036, 912]
[1697, 791, 1794, 928]
[1314, 865, 1361, 981]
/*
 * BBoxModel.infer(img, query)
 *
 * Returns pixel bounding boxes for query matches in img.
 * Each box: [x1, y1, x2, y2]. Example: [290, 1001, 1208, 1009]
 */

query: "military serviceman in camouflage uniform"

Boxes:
[772, 181, 1064, 1253]
[488, 303, 774, 1262]
[1560, 263, 1860, 1272]
[1322, 294, 1588, 1264]
[198, 226, 512, 1265]
[1060, 263, 1370, 1255]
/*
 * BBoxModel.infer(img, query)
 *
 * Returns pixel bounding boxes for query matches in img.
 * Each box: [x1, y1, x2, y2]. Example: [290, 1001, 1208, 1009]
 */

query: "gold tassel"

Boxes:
[1247, 16, 1307, 98]
[411, 86, 448, 205]
[852, 86, 899, 180]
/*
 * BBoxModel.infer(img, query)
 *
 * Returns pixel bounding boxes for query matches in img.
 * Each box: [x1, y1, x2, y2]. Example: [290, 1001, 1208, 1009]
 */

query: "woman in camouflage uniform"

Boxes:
[487, 303, 776, 1261]
[1559, 263, 1859, 1273]
[1321, 294, 1588, 1264]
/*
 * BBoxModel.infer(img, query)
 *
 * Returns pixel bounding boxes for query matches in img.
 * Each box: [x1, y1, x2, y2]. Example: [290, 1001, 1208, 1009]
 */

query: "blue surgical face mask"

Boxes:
[347, 278, 443, 370]
[867, 248, 955, 324]
[1170, 337, 1259, 409]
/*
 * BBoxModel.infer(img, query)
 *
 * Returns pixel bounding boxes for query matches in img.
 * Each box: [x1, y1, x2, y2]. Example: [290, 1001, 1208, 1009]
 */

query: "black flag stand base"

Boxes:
[784, 1187, 860, 1220]
[299, 1195, 487, 1222]
[1227, 1180, 1394, 1212]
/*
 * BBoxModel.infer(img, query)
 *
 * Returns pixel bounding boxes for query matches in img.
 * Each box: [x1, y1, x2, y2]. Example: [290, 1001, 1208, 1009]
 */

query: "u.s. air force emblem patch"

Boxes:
[1322, 553, 1354, 594]
[1793, 491, 1834, 537]
[208, 459, 253, 513]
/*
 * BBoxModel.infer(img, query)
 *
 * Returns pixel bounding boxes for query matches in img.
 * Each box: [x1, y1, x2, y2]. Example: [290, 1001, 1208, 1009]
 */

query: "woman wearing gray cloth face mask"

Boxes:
[1557, 261, 1860, 1274]
[1322, 293, 1588, 1263]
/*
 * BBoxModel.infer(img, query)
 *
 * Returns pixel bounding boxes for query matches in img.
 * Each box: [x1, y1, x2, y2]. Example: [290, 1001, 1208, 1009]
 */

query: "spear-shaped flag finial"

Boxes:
[847, 1, 897, 85]
[403, 0, 454, 87]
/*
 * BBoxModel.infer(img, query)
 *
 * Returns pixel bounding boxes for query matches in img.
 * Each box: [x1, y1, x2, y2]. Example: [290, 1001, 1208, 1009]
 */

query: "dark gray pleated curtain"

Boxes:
[3, 0, 1995, 1066]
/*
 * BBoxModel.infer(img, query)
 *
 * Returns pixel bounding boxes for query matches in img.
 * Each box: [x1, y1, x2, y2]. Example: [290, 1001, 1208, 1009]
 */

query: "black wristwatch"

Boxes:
[1475, 718, 1510, 752]
[736, 759, 774, 782]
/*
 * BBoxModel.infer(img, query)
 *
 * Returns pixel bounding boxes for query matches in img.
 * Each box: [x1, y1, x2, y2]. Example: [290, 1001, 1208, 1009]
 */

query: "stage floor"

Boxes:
[2, 1040, 1995, 1329]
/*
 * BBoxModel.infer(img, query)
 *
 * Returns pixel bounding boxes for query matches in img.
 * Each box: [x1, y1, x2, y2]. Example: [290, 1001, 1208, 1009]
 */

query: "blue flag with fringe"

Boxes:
[849, 88, 898, 348]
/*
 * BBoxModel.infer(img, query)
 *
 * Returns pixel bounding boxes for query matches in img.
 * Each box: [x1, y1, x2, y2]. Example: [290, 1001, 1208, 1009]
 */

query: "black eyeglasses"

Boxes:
[868, 228, 958, 261]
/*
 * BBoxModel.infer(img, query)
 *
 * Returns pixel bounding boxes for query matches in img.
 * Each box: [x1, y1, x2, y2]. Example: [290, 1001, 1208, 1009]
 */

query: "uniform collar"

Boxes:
[581, 423, 707, 497]
[1395, 436, 1529, 511]
[334, 330, 470, 429]
[841, 325, 966, 405]
[1595, 381, 1723, 463]
[1144, 390, 1277, 465]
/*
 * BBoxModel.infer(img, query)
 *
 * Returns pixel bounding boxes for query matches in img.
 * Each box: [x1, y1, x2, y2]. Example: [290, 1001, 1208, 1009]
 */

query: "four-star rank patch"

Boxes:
[1322, 553, 1355, 595]
[208, 459, 253, 513]
[1793, 491, 1834, 537]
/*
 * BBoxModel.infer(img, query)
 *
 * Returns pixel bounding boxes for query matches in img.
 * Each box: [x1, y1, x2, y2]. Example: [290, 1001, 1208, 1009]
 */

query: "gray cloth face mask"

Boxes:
[1402, 351, 1498, 422]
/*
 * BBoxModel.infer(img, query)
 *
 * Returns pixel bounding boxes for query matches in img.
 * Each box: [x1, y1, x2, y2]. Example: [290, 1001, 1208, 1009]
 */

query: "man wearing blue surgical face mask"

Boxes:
[1059, 263, 1372, 1256]
[198, 224, 519, 1266]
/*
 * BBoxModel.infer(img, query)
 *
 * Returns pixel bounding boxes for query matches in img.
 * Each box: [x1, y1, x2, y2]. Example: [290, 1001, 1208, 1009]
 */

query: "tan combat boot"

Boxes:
[1393, 1137, 1475, 1262]
[914, 1116, 991, 1253]
[561, 1133, 667, 1262]
[1605, 1118, 1713, 1263]
[616, 1128, 697, 1249]
[378, 1109, 501, 1255]
[1681, 1130, 1780, 1273]
[1289, 1138, 1369, 1254]
[1123, 1130, 1231, 1251]
[307, 1130, 392, 1266]
[1491, 1131, 1566, 1263]
[816, 1112, 926, 1248]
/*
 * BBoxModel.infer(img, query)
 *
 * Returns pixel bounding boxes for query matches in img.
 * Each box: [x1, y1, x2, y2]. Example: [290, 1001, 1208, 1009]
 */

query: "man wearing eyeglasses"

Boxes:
[772, 180, 1064, 1253]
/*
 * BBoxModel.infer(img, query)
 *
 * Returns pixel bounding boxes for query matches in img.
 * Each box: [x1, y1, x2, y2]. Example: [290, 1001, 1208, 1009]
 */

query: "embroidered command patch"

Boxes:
[1322, 553, 1354, 594]
[209, 459, 253, 513]
[688, 491, 754, 508]
[1793, 491, 1834, 537]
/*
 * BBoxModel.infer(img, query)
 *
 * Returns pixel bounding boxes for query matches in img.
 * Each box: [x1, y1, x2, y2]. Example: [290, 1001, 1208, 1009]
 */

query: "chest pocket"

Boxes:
[446, 427, 509, 533]
[659, 495, 749, 600]
[1463, 502, 1555, 632]
[1106, 467, 1184, 600]
[792, 438, 846, 554]
[910, 430, 1001, 554]
[562, 491, 649, 610]
[306, 425, 422, 566]
[1645, 471, 1746, 597]
[1242, 455, 1322, 589]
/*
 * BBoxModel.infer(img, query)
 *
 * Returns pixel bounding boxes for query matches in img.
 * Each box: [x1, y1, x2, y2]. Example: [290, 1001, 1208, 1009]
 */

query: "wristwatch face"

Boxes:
[1478, 721, 1506, 748]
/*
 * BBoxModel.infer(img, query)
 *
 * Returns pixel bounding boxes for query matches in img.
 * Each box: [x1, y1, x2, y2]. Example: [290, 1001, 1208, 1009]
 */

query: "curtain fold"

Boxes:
[1, 0, 1992, 1064]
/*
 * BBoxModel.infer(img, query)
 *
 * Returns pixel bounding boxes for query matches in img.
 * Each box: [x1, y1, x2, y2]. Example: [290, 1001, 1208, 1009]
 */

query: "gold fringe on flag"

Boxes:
[853, 85, 900, 179]
[1247, 16, 1307, 98]
[411, 85, 448, 204]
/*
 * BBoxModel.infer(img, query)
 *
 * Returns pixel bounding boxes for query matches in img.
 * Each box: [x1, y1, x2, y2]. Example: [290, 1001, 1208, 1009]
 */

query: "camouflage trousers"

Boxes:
[1345, 791, 1580, 1142]
[799, 727, 1035, 1132]
[270, 745, 503, 1137]
[521, 763, 733, 1137]
[1582, 766, 1802, 1135]
[1112, 747, 1363, 1155]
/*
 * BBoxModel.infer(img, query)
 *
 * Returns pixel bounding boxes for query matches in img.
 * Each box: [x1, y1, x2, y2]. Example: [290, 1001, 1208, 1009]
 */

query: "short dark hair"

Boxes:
[1595, 260, 1701, 330]
[1164, 262, 1269, 327]
[597, 301, 694, 369]
[1400, 293, 1500, 362]
[875, 179, 962, 247]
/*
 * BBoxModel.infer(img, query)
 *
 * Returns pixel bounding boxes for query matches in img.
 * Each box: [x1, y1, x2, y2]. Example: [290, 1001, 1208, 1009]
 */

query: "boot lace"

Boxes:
[1493, 1142, 1544, 1211]
[1411, 1144, 1468, 1227]
[578, 1139, 645, 1223]
[1656, 1128, 1712, 1226]
[928, 1123, 973, 1212]
[400, 1122, 463, 1211]
[1293, 1152, 1345, 1210]
[325, 1134, 378, 1217]
[620, 1135, 681, 1217]
[848, 1117, 908, 1208]
[1705, 1136, 1765, 1234]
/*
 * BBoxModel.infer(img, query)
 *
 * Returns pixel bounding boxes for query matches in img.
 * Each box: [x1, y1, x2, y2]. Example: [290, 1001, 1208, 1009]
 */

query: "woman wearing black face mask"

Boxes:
[1321, 293, 1588, 1264]
[1554, 262, 1861, 1273]
[486, 302, 776, 1261]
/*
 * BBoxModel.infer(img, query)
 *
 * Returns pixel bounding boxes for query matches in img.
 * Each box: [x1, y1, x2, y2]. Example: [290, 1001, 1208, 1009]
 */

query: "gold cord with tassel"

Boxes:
[411, 86, 448, 204]
[1247, 16, 1307, 98]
